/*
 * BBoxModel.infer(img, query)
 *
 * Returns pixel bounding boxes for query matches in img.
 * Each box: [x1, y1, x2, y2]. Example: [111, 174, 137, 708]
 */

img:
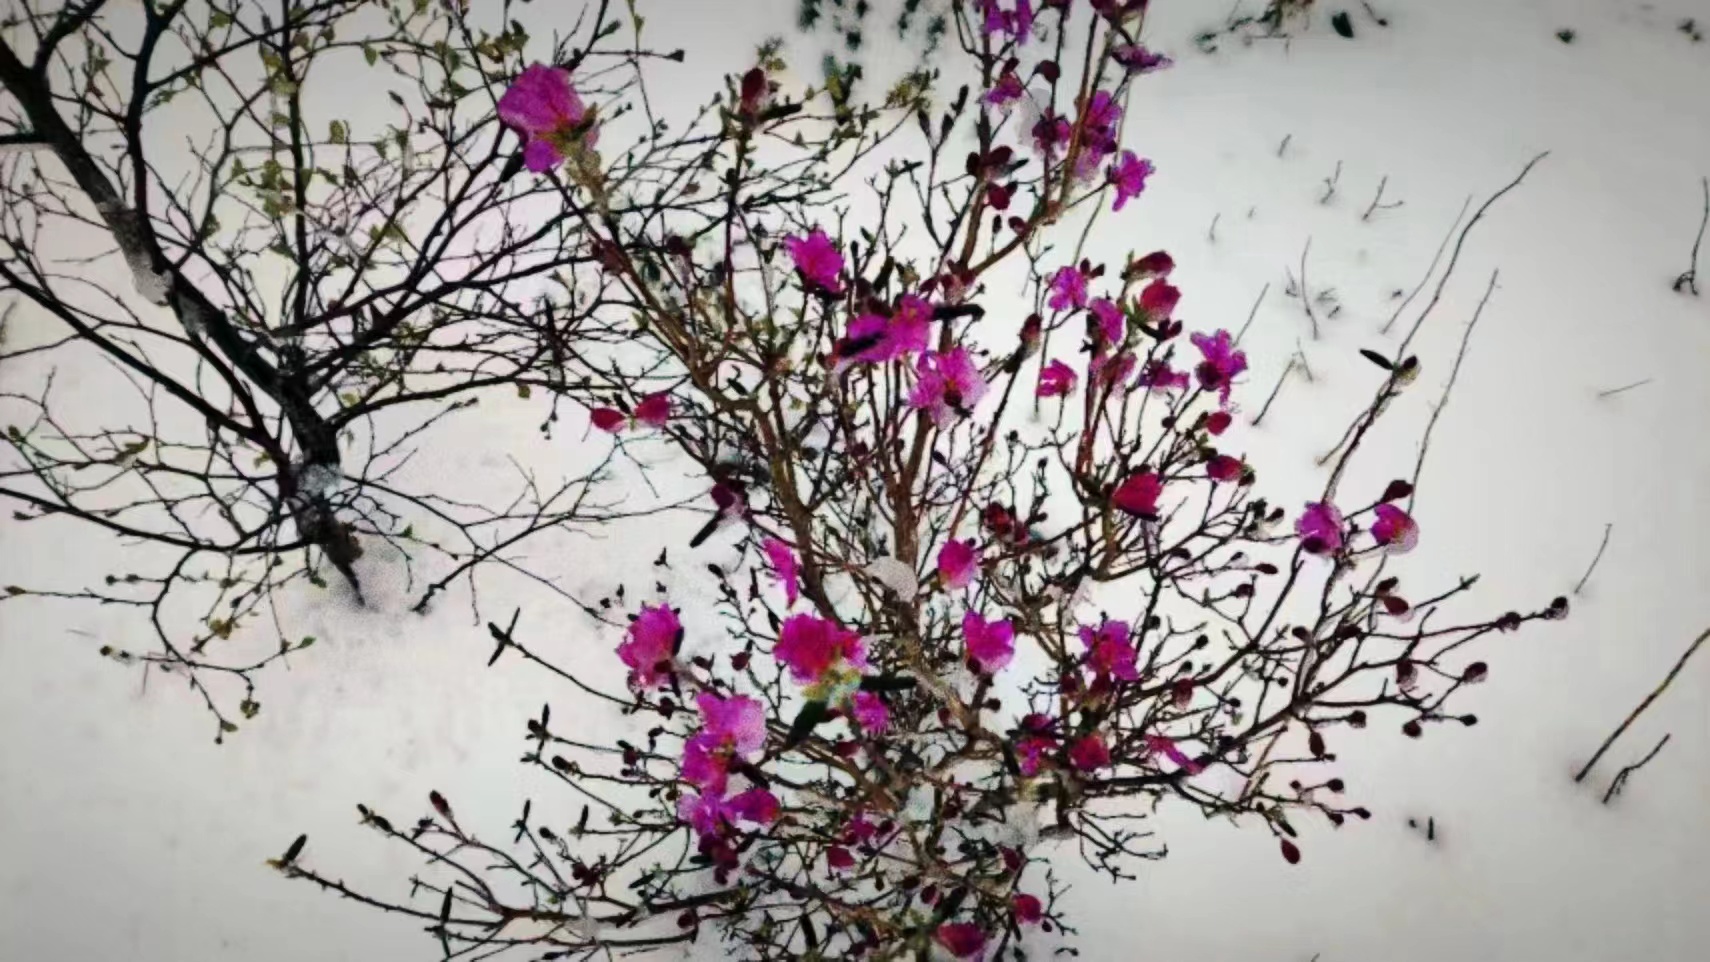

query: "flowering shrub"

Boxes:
[267, 1, 1563, 958]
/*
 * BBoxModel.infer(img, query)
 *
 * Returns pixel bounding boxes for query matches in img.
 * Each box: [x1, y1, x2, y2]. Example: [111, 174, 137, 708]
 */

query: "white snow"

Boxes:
[3, 2, 1710, 962]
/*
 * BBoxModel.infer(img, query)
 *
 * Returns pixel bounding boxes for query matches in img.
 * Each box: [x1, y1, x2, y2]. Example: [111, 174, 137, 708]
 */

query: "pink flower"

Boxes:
[1131, 250, 1174, 279]
[1015, 714, 1056, 776]
[761, 538, 800, 607]
[909, 348, 989, 426]
[616, 603, 680, 689]
[1107, 150, 1154, 211]
[1136, 358, 1190, 393]
[962, 611, 1016, 675]
[1296, 501, 1346, 555]
[1146, 734, 1204, 774]
[633, 392, 671, 428]
[984, 72, 1026, 109]
[1047, 266, 1089, 312]
[681, 693, 767, 793]
[1205, 410, 1232, 435]
[936, 922, 988, 960]
[774, 613, 866, 685]
[1206, 454, 1243, 483]
[1079, 620, 1140, 681]
[1068, 734, 1111, 771]
[1093, 350, 1136, 389]
[590, 407, 626, 432]
[838, 295, 931, 365]
[1112, 471, 1163, 518]
[980, 0, 1034, 43]
[784, 229, 844, 294]
[678, 787, 780, 838]
[938, 539, 980, 590]
[1138, 279, 1180, 320]
[497, 63, 596, 173]
[1031, 110, 1072, 159]
[851, 690, 890, 732]
[1012, 893, 1044, 926]
[1114, 43, 1173, 75]
[1037, 358, 1078, 397]
[1074, 91, 1124, 179]
[1371, 503, 1419, 553]
[1090, 298, 1125, 346]
[1190, 329, 1248, 405]
[843, 812, 880, 847]
[827, 845, 855, 872]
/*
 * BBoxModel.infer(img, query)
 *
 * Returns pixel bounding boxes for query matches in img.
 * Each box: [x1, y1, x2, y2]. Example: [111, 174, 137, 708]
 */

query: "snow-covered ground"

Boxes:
[3, 1, 1709, 960]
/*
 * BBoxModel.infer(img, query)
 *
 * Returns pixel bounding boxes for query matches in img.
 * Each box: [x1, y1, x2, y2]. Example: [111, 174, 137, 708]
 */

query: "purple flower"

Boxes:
[936, 921, 988, 960]
[1037, 358, 1078, 397]
[1189, 329, 1248, 405]
[1371, 503, 1419, 553]
[784, 229, 844, 294]
[1114, 43, 1173, 75]
[1138, 279, 1180, 319]
[1068, 733, 1111, 771]
[1079, 620, 1140, 681]
[1206, 454, 1243, 483]
[680, 693, 767, 793]
[1093, 350, 1136, 390]
[938, 539, 980, 590]
[1136, 358, 1190, 393]
[616, 603, 680, 689]
[1073, 90, 1123, 179]
[590, 407, 626, 433]
[1015, 714, 1056, 776]
[678, 787, 779, 839]
[909, 348, 989, 425]
[983, 72, 1026, 109]
[632, 392, 671, 428]
[1048, 266, 1089, 312]
[1013, 893, 1044, 925]
[1090, 297, 1125, 346]
[826, 845, 855, 872]
[497, 63, 597, 173]
[774, 613, 866, 685]
[980, 0, 1034, 44]
[838, 294, 932, 366]
[1129, 249, 1174, 279]
[851, 690, 890, 732]
[1107, 150, 1155, 212]
[1296, 501, 1346, 555]
[761, 538, 800, 607]
[1112, 471, 1163, 518]
[963, 611, 1016, 675]
[1031, 110, 1072, 159]
[1146, 734, 1204, 774]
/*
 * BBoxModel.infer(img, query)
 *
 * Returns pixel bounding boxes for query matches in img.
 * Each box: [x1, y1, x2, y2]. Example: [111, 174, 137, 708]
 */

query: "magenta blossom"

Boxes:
[1146, 734, 1205, 775]
[1130, 249, 1175, 278]
[1139, 279, 1180, 319]
[1079, 620, 1140, 681]
[826, 845, 855, 872]
[1068, 734, 1112, 771]
[1371, 503, 1420, 553]
[1205, 410, 1233, 435]
[983, 71, 1026, 109]
[1136, 357, 1191, 393]
[938, 539, 980, 590]
[681, 693, 767, 793]
[784, 229, 844, 294]
[962, 611, 1016, 675]
[1073, 90, 1123, 179]
[677, 787, 779, 838]
[1114, 42, 1174, 75]
[1015, 714, 1056, 776]
[1012, 893, 1045, 926]
[1190, 329, 1248, 405]
[1048, 266, 1089, 312]
[1107, 150, 1155, 212]
[980, 0, 1034, 44]
[838, 294, 931, 365]
[1093, 350, 1136, 389]
[497, 63, 597, 173]
[590, 407, 625, 433]
[774, 613, 866, 685]
[1296, 501, 1346, 555]
[761, 538, 800, 607]
[632, 392, 671, 428]
[851, 690, 890, 732]
[1112, 471, 1163, 518]
[1206, 454, 1243, 483]
[936, 921, 988, 960]
[1037, 358, 1078, 397]
[1031, 110, 1072, 159]
[909, 348, 989, 426]
[616, 603, 680, 689]
[1090, 297, 1125, 346]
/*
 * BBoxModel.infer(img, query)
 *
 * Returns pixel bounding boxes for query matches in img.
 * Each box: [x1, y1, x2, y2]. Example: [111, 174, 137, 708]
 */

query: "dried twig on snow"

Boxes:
[1572, 523, 1612, 595]
[1573, 625, 1710, 783]
[1601, 734, 1670, 805]
[1672, 176, 1707, 296]
[1362, 175, 1403, 221]
[1596, 377, 1654, 399]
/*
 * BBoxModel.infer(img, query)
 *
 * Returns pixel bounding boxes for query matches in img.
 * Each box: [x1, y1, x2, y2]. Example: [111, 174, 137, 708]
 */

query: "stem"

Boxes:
[1572, 523, 1611, 595]
[1601, 733, 1670, 804]
[1573, 625, 1710, 783]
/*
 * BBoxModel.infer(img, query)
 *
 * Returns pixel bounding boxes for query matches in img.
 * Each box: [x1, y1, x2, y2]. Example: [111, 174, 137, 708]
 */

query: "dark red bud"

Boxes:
[1308, 732, 1326, 758]
[1280, 839, 1301, 864]
[1327, 778, 1345, 793]
[1402, 720, 1423, 739]
[1463, 662, 1488, 684]
[1381, 479, 1414, 502]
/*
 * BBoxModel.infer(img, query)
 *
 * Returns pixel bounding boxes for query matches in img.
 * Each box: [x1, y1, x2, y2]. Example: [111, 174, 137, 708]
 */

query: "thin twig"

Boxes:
[1234, 283, 1270, 345]
[1385, 269, 1498, 496]
[1672, 176, 1707, 296]
[1208, 212, 1221, 244]
[1596, 377, 1653, 399]
[1293, 340, 1315, 383]
[1380, 199, 1471, 335]
[1319, 161, 1342, 204]
[1573, 624, 1710, 783]
[1601, 734, 1670, 804]
[1276, 133, 1292, 158]
[1251, 357, 1296, 427]
[1362, 175, 1403, 221]
[1572, 523, 1612, 595]
[1296, 238, 1319, 339]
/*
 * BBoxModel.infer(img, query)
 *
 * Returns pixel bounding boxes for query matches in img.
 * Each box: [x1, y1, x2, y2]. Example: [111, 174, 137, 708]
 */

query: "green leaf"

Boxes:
[784, 700, 831, 749]
[210, 10, 232, 28]
[1331, 11, 1354, 39]
[328, 120, 347, 144]
[363, 44, 378, 66]
[298, 636, 316, 649]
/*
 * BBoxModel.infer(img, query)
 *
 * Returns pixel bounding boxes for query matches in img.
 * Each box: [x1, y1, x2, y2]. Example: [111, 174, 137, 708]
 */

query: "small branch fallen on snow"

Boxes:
[1293, 340, 1316, 383]
[1596, 377, 1654, 399]
[1572, 523, 1612, 595]
[1294, 238, 1320, 339]
[1672, 176, 1707, 296]
[1208, 212, 1221, 244]
[1574, 624, 1710, 784]
[1362, 175, 1404, 221]
[1319, 161, 1343, 204]
[1277, 133, 1292, 158]
[1602, 733, 1670, 805]
[1251, 357, 1297, 427]
[1235, 282, 1270, 345]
